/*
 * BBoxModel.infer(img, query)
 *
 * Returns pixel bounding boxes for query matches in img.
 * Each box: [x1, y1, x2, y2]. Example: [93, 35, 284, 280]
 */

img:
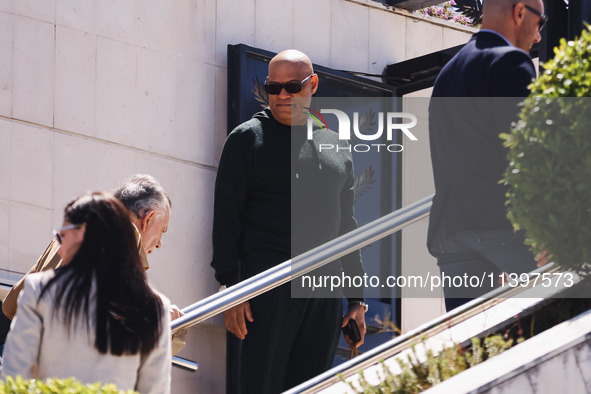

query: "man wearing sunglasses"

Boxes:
[427, 0, 547, 311]
[211, 49, 366, 393]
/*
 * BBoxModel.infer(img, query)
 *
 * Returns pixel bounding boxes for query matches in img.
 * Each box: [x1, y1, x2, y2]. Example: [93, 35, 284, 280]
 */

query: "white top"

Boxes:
[1, 270, 171, 394]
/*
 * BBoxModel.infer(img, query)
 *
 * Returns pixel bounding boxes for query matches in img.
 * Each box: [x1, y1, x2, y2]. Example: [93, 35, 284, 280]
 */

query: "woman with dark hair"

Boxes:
[1, 192, 171, 393]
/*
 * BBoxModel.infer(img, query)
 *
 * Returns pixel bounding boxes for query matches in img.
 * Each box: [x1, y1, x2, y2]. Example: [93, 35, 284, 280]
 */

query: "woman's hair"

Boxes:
[41, 191, 163, 356]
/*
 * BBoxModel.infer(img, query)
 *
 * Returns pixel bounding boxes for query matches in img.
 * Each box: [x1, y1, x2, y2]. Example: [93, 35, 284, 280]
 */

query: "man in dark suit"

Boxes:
[427, 0, 547, 311]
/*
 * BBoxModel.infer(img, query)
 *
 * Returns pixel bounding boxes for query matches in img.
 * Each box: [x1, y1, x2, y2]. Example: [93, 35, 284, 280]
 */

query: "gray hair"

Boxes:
[112, 174, 171, 218]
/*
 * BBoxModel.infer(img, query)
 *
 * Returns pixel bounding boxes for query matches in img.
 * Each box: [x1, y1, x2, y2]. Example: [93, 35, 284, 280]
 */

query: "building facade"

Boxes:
[0, 1, 475, 392]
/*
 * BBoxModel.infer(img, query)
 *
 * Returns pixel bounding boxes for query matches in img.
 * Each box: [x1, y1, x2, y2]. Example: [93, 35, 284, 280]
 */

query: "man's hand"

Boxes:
[170, 304, 187, 355]
[342, 303, 366, 348]
[536, 249, 550, 267]
[223, 301, 254, 340]
[499, 248, 551, 284]
[170, 304, 184, 321]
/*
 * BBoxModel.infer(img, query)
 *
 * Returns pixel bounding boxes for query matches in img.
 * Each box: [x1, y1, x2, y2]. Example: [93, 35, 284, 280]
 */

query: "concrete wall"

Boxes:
[0, 0, 474, 392]
[400, 90, 447, 331]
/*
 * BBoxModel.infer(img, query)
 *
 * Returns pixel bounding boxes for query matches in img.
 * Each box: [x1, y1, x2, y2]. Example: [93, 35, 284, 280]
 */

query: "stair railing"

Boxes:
[172, 194, 433, 334]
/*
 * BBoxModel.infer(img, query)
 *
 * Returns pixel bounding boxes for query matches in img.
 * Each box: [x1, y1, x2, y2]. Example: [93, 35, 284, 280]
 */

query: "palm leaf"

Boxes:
[452, 0, 482, 24]
[352, 108, 378, 145]
[251, 76, 269, 108]
[359, 107, 377, 132]
[354, 165, 376, 204]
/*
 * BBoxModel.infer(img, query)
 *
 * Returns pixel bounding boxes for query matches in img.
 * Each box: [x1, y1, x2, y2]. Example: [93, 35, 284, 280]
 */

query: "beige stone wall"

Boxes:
[0, 1, 475, 391]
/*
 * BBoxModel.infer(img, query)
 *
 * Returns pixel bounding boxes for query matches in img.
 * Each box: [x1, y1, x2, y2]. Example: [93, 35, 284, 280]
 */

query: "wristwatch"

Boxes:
[349, 300, 369, 313]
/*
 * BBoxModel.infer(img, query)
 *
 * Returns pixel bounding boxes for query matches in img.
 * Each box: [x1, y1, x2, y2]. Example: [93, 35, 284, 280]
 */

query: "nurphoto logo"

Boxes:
[306, 107, 419, 153]
[305, 107, 328, 130]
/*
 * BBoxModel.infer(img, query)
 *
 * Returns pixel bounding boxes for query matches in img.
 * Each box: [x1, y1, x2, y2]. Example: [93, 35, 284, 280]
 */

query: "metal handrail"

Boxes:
[172, 356, 199, 371]
[284, 263, 560, 393]
[171, 194, 433, 334]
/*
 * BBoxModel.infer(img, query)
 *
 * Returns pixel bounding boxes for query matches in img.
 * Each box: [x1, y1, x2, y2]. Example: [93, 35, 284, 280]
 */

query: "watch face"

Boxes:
[351, 301, 368, 312]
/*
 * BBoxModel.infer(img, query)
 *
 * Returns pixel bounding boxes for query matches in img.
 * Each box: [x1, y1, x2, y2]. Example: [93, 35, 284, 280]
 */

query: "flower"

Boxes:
[414, 1, 479, 28]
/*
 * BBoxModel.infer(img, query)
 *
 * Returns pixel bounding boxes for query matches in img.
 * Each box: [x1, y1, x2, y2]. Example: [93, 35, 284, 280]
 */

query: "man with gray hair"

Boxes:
[3, 174, 174, 319]
[113, 174, 172, 257]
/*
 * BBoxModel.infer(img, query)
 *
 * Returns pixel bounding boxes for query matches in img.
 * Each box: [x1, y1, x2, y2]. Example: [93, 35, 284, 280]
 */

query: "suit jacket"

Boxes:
[1, 270, 171, 393]
[427, 31, 536, 252]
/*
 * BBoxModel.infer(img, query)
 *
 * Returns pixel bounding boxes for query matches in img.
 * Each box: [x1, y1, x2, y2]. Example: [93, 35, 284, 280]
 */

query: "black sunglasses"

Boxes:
[524, 4, 548, 32]
[264, 74, 315, 95]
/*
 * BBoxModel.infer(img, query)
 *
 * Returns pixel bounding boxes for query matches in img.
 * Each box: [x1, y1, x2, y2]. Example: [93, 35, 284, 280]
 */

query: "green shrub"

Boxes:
[344, 334, 517, 393]
[502, 25, 591, 276]
[0, 376, 136, 394]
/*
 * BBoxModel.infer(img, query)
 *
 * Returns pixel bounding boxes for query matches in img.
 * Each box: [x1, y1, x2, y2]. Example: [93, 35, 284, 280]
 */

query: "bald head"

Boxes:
[481, 0, 544, 52]
[269, 50, 314, 77]
[266, 49, 318, 126]
[482, 0, 513, 22]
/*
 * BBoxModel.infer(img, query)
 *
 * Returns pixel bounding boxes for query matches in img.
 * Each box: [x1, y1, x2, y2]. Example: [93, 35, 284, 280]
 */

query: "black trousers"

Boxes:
[228, 281, 342, 394]
[432, 229, 537, 311]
